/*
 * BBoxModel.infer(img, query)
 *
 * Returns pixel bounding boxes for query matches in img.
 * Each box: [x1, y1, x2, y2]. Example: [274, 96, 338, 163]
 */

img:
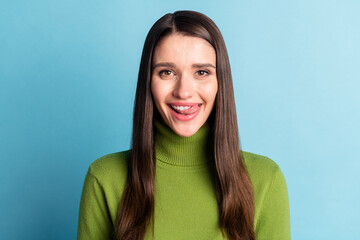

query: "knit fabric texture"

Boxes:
[77, 121, 290, 239]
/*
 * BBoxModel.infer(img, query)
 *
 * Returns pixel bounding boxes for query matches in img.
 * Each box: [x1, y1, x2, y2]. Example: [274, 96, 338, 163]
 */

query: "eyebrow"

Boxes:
[152, 62, 216, 70]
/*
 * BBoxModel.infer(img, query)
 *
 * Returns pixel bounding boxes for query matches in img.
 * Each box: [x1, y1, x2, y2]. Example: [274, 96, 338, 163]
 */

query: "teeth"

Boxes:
[171, 105, 191, 111]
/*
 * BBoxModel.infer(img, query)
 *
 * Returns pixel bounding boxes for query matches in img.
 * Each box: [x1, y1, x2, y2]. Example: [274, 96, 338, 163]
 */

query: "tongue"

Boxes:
[175, 105, 200, 115]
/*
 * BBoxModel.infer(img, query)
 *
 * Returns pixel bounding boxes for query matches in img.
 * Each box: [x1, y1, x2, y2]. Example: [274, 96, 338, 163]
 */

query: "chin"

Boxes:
[172, 125, 199, 137]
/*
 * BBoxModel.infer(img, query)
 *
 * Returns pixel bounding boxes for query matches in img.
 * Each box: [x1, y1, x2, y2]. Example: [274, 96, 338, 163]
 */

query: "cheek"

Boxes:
[151, 82, 161, 108]
[202, 82, 218, 104]
[211, 84, 218, 101]
[151, 81, 168, 108]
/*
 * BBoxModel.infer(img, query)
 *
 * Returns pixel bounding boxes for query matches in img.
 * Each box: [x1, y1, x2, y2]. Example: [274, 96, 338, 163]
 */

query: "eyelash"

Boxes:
[159, 70, 174, 76]
[158, 70, 210, 77]
[197, 70, 210, 76]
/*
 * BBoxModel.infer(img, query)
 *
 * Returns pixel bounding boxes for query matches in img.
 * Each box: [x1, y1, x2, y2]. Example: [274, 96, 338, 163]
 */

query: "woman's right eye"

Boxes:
[159, 70, 176, 79]
[159, 70, 173, 76]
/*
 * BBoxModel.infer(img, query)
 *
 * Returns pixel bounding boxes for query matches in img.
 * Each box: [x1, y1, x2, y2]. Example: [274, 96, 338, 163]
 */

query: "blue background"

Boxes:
[1, 0, 359, 239]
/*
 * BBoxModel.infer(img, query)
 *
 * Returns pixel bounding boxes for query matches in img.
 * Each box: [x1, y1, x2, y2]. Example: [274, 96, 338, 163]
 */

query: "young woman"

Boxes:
[77, 10, 290, 240]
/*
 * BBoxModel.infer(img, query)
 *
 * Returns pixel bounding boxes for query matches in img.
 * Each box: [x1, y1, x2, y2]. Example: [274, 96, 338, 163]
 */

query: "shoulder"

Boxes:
[242, 151, 283, 181]
[242, 151, 288, 203]
[78, 150, 131, 235]
[242, 151, 290, 238]
[87, 150, 130, 186]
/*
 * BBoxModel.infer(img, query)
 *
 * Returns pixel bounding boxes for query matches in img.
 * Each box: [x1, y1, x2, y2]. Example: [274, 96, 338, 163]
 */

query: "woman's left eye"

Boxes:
[197, 70, 209, 76]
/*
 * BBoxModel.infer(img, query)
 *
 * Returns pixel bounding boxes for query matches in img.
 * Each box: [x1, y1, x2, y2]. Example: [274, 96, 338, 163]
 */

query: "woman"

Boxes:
[77, 10, 290, 240]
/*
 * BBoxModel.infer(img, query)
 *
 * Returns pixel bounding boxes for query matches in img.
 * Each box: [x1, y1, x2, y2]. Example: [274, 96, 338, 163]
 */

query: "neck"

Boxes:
[154, 119, 212, 167]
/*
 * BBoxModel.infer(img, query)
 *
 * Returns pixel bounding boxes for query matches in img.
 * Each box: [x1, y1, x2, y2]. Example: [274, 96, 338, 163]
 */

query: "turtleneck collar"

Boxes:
[154, 119, 212, 167]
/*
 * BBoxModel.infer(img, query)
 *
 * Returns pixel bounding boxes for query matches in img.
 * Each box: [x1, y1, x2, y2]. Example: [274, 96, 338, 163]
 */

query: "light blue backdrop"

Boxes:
[1, 0, 359, 239]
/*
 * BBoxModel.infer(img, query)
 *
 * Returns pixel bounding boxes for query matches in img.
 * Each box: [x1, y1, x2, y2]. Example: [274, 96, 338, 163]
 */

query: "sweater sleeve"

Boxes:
[77, 167, 114, 240]
[255, 166, 291, 240]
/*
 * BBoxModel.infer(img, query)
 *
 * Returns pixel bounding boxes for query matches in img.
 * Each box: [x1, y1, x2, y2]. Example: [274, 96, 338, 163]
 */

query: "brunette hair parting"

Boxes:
[115, 10, 256, 240]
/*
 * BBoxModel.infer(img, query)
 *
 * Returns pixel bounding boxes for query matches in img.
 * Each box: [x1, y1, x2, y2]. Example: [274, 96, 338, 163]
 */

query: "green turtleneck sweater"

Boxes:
[77, 121, 290, 239]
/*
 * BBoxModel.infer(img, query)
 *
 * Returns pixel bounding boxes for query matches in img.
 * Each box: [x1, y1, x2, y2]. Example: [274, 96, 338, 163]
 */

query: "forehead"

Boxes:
[152, 33, 216, 65]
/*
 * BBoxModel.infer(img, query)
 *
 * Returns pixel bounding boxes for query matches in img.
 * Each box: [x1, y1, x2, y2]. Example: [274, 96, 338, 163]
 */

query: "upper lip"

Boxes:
[168, 102, 202, 106]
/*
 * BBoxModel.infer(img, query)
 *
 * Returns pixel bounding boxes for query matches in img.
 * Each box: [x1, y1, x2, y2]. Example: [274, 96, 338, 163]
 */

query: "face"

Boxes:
[151, 33, 218, 137]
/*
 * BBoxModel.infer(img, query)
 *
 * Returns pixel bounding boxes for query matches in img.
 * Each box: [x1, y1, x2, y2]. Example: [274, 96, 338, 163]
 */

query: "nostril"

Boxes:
[173, 86, 194, 99]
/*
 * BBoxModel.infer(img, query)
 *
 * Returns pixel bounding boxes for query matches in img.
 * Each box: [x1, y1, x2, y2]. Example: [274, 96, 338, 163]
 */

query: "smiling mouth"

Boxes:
[169, 104, 202, 115]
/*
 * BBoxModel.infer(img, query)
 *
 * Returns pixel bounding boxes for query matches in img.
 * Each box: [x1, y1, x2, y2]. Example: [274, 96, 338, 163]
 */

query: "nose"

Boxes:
[172, 74, 194, 99]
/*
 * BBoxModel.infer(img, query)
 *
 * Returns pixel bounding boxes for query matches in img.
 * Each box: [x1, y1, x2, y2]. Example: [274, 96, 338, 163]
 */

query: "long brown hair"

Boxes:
[115, 10, 255, 240]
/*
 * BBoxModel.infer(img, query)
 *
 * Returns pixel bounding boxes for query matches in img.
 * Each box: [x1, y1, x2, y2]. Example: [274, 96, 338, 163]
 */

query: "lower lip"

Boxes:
[168, 105, 201, 121]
